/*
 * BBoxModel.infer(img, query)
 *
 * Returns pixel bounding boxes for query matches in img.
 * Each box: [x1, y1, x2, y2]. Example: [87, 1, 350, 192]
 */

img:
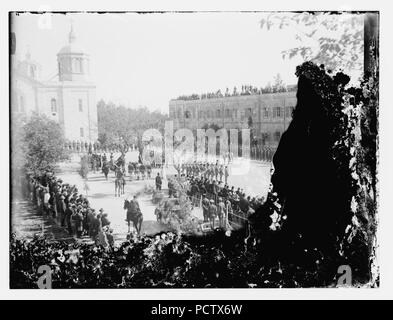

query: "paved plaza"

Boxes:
[51, 151, 272, 242]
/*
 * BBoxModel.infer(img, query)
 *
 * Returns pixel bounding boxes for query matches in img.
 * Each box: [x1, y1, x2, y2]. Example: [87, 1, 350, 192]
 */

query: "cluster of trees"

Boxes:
[12, 113, 69, 179]
[97, 100, 169, 152]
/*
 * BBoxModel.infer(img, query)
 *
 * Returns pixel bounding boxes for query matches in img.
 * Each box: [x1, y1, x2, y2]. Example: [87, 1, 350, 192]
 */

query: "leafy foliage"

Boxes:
[17, 113, 69, 176]
[97, 100, 169, 149]
[157, 180, 199, 234]
[260, 12, 364, 72]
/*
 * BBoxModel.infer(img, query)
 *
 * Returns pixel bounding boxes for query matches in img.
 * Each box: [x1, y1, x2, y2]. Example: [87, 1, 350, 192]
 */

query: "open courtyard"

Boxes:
[49, 150, 272, 243]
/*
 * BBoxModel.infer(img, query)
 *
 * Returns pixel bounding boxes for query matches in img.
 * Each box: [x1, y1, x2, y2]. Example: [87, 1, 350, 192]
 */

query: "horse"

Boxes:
[124, 199, 143, 235]
[114, 168, 125, 197]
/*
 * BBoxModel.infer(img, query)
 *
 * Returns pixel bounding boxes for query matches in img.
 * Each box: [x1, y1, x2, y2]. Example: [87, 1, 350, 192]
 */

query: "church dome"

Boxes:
[58, 43, 86, 55]
[57, 24, 90, 82]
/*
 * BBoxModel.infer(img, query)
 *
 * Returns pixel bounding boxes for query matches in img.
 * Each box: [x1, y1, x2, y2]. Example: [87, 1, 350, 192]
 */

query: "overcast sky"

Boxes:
[11, 12, 360, 113]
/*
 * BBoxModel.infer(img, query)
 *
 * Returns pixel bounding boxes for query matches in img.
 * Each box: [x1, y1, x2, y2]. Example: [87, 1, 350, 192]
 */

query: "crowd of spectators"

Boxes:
[176, 84, 296, 101]
[24, 172, 115, 248]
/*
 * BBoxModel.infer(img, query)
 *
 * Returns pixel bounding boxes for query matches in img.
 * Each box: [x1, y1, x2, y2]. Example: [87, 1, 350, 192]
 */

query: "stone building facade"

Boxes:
[169, 91, 297, 147]
[11, 25, 98, 144]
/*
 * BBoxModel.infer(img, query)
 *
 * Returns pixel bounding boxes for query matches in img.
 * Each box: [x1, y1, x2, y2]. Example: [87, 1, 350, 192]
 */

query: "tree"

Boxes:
[21, 113, 69, 176]
[97, 100, 169, 158]
[262, 82, 273, 93]
[272, 73, 286, 93]
[260, 12, 364, 72]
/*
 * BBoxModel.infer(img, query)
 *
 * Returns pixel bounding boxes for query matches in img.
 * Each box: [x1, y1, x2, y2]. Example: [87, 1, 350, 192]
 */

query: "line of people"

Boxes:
[24, 172, 114, 247]
[174, 160, 231, 185]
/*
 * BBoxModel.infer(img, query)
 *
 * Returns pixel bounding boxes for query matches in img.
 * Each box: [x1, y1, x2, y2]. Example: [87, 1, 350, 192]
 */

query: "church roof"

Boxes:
[58, 43, 86, 55]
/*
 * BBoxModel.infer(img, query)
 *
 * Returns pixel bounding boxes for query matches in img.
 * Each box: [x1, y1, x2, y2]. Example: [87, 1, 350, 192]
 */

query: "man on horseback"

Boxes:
[124, 195, 143, 234]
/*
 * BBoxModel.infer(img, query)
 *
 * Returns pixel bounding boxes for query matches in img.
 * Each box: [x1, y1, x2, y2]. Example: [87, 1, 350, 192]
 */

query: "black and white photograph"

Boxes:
[2, 0, 390, 301]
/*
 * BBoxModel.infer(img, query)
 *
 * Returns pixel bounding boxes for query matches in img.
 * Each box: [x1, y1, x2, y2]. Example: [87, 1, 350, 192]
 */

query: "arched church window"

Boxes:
[78, 99, 83, 112]
[51, 98, 57, 113]
[80, 127, 84, 137]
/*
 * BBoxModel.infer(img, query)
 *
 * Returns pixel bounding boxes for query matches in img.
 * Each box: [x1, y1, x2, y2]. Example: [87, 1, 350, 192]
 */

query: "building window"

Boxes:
[263, 107, 269, 118]
[51, 98, 57, 113]
[78, 99, 83, 112]
[216, 109, 221, 118]
[80, 127, 84, 137]
[275, 131, 281, 141]
[274, 106, 282, 118]
[74, 58, 83, 73]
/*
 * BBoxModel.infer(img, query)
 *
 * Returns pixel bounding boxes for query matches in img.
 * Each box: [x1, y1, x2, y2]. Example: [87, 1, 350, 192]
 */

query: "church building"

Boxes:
[11, 25, 98, 144]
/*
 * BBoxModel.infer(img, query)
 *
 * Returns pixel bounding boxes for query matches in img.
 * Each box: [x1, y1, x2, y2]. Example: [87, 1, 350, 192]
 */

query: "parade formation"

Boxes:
[19, 144, 269, 247]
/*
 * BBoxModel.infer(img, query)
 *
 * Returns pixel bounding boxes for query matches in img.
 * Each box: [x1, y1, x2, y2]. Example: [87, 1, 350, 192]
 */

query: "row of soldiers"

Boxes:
[127, 162, 153, 180]
[186, 175, 265, 229]
[64, 141, 137, 154]
[250, 146, 277, 162]
[164, 171, 264, 230]
[175, 161, 230, 184]
[25, 172, 114, 247]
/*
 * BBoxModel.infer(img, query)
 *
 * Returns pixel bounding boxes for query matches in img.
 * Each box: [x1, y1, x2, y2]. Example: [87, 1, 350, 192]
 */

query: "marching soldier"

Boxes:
[208, 199, 217, 229]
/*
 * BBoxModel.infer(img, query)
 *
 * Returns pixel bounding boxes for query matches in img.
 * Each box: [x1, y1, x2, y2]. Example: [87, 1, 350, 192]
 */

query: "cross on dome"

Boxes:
[68, 20, 76, 43]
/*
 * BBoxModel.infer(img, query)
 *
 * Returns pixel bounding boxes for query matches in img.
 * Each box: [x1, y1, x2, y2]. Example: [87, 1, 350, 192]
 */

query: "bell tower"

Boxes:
[57, 23, 90, 82]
